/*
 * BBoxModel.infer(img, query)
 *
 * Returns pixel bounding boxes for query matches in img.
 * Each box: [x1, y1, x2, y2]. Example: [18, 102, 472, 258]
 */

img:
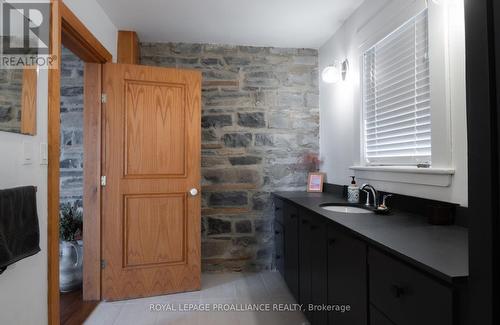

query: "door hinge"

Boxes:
[100, 175, 107, 186]
[101, 93, 107, 104]
[101, 260, 107, 269]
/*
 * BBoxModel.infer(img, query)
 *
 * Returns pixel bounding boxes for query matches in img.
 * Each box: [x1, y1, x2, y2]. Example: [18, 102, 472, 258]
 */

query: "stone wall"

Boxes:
[0, 69, 23, 133]
[59, 46, 84, 208]
[141, 43, 319, 271]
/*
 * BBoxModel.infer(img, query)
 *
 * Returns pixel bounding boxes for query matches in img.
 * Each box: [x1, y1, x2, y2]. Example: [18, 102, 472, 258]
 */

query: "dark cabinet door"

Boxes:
[274, 221, 284, 276]
[370, 305, 395, 325]
[274, 198, 284, 224]
[328, 225, 368, 325]
[299, 211, 328, 325]
[299, 211, 312, 319]
[310, 215, 328, 325]
[283, 203, 300, 301]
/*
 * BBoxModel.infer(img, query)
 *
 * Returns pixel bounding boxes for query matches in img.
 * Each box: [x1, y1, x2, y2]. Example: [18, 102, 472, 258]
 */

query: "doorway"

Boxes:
[48, 2, 112, 324]
[58, 45, 98, 324]
[48, 3, 202, 323]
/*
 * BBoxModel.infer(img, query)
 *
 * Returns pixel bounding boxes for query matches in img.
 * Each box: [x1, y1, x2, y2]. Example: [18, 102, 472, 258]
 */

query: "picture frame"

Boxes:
[307, 172, 325, 193]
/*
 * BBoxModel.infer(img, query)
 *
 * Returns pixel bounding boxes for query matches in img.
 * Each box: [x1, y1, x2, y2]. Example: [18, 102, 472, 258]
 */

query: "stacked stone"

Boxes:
[59, 46, 84, 210]
[139, 42, 320, 271]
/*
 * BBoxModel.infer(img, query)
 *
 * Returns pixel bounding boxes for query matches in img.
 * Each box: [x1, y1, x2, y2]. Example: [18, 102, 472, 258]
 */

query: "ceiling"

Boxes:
[96, 0, 364, 49]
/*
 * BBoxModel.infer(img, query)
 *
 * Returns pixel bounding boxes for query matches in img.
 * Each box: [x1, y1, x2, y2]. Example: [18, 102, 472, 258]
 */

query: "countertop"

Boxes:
[273, 191, 469, 284]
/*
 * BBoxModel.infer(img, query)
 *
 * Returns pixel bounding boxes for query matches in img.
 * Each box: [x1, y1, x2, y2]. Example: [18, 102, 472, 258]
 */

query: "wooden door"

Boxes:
[101, 63, 201, 301]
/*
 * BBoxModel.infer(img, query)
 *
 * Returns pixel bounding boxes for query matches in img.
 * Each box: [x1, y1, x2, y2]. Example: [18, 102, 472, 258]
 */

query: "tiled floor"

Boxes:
[85, 271, 308, 325]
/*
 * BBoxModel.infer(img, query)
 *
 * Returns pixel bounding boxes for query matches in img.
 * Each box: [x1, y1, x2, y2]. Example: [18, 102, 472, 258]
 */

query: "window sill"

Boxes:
[349, 166, 455, 187]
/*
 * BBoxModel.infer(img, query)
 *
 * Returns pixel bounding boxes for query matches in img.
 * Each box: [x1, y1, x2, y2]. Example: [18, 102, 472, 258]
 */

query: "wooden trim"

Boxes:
[82, 63, 102, 301]
[48, 1, 61, 325]
[60, 3, 112, 63]
[117, 31, 140, 64]
[48, 1, 112, 324]
[20, 68, 37, 135]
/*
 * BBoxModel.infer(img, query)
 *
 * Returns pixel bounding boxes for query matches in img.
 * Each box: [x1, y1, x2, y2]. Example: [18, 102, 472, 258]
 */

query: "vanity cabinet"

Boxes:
[299, 210, 328, 325]
[327, 225, 367, 325]
[283, 202, 300, 300]
[274, 221, 284, 275]
[274, 198, 300, 301]
[274, 196, 462, 325]
[370, 306, 395, 325]
[274, 199, 284, 276]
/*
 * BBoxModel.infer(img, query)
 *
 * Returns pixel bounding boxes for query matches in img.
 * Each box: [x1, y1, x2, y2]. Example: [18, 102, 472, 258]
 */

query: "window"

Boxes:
[362, 9, 430, 166]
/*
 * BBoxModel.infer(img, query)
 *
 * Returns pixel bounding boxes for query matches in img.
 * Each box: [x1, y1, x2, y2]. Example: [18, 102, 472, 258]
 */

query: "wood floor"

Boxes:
[60, 289, 99, 325]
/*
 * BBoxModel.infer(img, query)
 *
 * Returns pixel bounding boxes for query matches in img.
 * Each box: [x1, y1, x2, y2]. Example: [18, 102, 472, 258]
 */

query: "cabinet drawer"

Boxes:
[368, 248, 453, 325]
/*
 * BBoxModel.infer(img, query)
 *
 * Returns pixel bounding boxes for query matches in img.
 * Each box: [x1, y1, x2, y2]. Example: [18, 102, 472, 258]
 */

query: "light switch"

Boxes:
[22, 141, 33, 165]
[40, 142, 48, 165]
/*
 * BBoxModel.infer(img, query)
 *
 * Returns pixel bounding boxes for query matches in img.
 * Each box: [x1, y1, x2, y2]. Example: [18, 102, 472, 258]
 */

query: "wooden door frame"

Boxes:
[48, 1, 112, 324]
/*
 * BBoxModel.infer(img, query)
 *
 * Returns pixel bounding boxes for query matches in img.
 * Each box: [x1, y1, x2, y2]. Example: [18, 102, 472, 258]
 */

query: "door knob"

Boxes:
[189, 188, 199, 196]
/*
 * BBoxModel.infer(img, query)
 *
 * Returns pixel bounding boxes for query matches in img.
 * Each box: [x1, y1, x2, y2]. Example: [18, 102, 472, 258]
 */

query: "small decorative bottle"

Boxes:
[347, 176, 360, 203]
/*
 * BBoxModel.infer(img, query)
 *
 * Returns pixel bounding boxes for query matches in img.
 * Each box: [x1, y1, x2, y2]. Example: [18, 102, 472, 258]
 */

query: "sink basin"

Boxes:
[320, 205, 373, 214]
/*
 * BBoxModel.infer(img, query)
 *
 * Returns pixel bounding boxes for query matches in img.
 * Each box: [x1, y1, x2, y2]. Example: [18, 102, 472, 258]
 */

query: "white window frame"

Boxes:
[362, 9, 432, 167]
[352, 0, 455, 187]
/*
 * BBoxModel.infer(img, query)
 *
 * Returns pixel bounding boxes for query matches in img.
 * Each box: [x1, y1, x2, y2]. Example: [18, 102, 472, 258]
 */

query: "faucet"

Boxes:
[361, 184, 378, 208]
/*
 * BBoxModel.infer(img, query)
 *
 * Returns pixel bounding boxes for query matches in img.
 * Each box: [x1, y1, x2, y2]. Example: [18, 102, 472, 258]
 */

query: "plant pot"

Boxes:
[59, 240, 83, 292]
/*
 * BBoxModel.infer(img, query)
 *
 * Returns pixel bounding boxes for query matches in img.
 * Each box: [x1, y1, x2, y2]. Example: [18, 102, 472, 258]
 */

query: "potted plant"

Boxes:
[59, 202, 83, 292]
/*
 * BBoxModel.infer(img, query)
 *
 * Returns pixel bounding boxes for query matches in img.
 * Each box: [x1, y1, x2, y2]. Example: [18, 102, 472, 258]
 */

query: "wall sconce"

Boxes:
[322, 59, 349, 84]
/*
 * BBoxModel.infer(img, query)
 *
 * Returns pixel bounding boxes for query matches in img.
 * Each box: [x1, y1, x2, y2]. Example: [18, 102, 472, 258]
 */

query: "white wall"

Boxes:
[64, 0, 118, 60]
[319, 0, 468, 206]
[0, 1, 116, 324]
[0, 69, 49, 325]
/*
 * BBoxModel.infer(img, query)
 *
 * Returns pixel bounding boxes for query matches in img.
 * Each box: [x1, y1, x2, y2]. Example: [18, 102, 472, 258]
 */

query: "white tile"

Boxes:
[199, 272, 241, 300]
[201, 311, 243, 325]
[194, 301, 246, 325]
[155, 310, 200, 325]
[241, 309, 309, 325]
[112, 302, 158, 325]
[84, 303, 123, 325]
[260, 271, 295, 299]
[123, 290, 201, 306]
[85, 272, 307, 325]
[201, 272, 243, 288]
[235, 272, 270, 301]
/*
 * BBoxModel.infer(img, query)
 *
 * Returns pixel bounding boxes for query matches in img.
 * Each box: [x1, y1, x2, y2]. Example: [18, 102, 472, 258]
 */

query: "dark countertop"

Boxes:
[273, 191, 469, 284]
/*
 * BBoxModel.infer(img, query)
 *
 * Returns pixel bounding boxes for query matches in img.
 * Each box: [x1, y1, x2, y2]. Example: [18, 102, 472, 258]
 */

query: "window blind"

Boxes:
[363, 9, 431, 165]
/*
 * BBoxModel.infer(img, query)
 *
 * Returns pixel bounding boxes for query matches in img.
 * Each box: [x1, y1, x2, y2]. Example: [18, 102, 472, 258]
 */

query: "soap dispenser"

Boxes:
[347, 176, 360, 203]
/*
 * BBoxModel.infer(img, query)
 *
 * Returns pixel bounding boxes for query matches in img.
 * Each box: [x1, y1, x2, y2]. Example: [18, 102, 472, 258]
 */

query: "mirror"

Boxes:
[0, 2, 39, 136]
[0, 67, 37, 135]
